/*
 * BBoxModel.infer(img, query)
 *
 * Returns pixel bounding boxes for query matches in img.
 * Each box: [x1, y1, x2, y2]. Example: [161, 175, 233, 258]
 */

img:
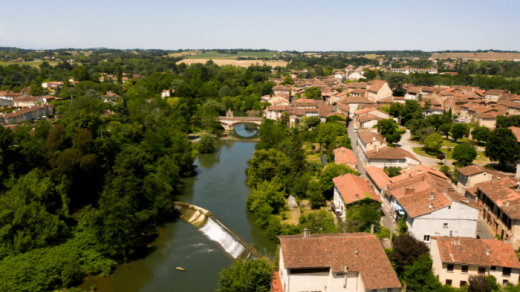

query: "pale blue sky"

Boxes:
[1, 0, 519, 51]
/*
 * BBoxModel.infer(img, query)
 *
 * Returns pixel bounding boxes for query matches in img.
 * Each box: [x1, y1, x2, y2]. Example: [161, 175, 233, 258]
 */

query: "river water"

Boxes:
[79, 124, 275, 292]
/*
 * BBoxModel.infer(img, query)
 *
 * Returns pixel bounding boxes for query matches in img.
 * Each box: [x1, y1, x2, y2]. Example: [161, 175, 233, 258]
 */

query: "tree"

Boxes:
[388, 103, 403, 119]
[314, 122, 346, 149]
[485, 128, 520, 169]
[304, 87, 322, 100]
[392, 234, 429, 274]
[468, 275, 491, 292]
[451, 123, 470, 142]
[304, 116, 321, 128]
[424, 133, 444, 154]
[281, 76, 294, 85]
[397, 214, 408, 235]
[452, 144, 478, 166]
[440, 165, 450, 176]
[472, 126, 491, 144]
[402, 255, 443, 291]
[437, 152, 446, 164]
[198, 133, 216, 153]
[307, 180, 325, 209]
[384, 167, 402, 178]
[71, 66, 89, 81]
[376, 118, 402, 144]
[439, 124, 452, 139]
[424, 99, 432, 110]
[401, 100, 423, 124]
[345, 198, 382, 233]
[29, 82, 44, 96]
[217, 259, 273, 292]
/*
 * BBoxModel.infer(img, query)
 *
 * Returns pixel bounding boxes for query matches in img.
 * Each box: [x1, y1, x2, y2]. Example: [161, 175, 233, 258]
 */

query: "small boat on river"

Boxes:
[176, 267, 185, 271]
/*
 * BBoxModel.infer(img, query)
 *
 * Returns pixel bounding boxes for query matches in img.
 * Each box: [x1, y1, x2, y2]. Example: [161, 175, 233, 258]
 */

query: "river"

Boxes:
[78, 124, 275, 292]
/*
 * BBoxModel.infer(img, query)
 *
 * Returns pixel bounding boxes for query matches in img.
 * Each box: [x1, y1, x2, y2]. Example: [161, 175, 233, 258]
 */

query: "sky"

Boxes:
[1, 0, 519, 52]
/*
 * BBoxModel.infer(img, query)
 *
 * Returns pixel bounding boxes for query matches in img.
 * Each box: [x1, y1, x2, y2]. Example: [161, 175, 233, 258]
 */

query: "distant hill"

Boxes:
[432, 52, 520, 61]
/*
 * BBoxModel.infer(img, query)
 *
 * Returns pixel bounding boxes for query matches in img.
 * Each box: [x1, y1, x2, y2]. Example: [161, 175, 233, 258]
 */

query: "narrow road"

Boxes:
[477, 219, 495, 240]
[396, 130, 440, 166]
[347, 122, 366, 176]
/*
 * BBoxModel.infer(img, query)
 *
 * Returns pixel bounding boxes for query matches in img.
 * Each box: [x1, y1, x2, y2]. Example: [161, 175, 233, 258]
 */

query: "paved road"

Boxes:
[477, 219, 495, 239]
[347, 122, 366, 176]
[396, 130, 440, 166]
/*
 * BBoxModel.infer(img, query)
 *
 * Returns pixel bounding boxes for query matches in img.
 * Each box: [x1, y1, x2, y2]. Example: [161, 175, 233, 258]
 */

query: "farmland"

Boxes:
[0, 61, 60, 67]
[177, 58, 287, 68]
[169, 50, 278, 60]
[432, 52, 520, 61]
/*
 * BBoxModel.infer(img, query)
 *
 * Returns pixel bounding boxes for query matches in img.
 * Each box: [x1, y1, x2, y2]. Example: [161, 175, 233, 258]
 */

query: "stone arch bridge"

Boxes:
[218, 116, 263, 131]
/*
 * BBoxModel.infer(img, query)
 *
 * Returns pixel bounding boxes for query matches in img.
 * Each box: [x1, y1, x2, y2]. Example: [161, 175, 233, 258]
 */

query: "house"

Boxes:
[161, 89, 170, 98]
[391, 66, 438, 75]
[365, 166, 391, 195]
[456, 165, 498, 195]
[353, 108, 395, 129]
[0, 105, 53, 125]
[102, 91, 121, 103]
[362, 147, 420, 168]
[485, 89, 508, 102]
[474, 177, 520, 244]
[277, 232, 401, 292]
[333, 147, 357, 170]
[273, 85, 292, 99]
[13, 96, 47, 107]
[339, 97, 375, 118]
[381, 170, 479, 244]
[367, 80, 393, 102]
[332, 174, 380, 218]
[430, 237, 520, 287]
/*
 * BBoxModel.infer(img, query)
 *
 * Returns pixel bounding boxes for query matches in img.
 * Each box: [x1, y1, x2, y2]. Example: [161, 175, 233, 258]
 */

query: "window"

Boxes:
[443, 223, 448, 228]
[491, 266, 496, 271]
[447, 264, 454, 272]
[503, 267, 512, 276]
[446, 280, 452, 285]
[462, 265, 469, 273]
[460, 281, 467, 287]
[504, 280, 509, 285]
[387, 289, 393, 292]
[478, 267, 486, 275]
[424, 235, 431, 242]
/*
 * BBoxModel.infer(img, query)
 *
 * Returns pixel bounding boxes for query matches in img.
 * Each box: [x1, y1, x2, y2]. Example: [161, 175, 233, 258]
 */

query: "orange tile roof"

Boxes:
[434, 237, 520, 269]
[333, 147, 357, 166]
[368, 80, 387, 93]
[278, 233, 401, 290]
[271, 272, 283, 292]
[333, 174, 380, 204]
[365, 166, 391, 190]
[509, 127, 520, 143]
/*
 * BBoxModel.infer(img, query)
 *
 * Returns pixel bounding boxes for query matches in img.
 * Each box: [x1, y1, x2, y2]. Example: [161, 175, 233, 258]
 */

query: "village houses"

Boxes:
[276, 232, 401, 292]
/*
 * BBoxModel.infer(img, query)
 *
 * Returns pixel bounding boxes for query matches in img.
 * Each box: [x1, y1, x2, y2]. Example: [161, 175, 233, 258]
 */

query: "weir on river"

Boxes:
[174, 201, 263, 260]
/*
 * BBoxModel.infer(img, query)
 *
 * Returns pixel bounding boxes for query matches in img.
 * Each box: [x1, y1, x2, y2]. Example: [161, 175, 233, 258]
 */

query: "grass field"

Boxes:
[432, 52, 520, 61]
[177, 59, 287, 68]
[168, 50, 199, 57]
[363, 54, 383, 59]
[413, 147, 489, 164]
[0, 61, 59, 67]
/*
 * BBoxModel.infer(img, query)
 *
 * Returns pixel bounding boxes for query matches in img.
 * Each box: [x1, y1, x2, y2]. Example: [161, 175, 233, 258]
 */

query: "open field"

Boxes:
[65, 50, 93, 56]
[363, 54, 383, 59]
[168, 50, 200, 57]
[0, 61, 59, 67]
[177, 59, 287, 68]
[183, 51, 278, 60]
[432, 52, 520, 61]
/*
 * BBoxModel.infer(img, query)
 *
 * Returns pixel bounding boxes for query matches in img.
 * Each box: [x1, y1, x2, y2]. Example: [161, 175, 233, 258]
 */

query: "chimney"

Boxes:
[506, 200, 510, 207]
[486, 246, 489, 256]
[355, 251, 358, 256]
[370, 224, 374, 234]
[405, 188, 413, 196]
[457, 239, 461, 244]
[429, 203, 433, 209]
[375, 146, 378, 153]
[429, 191, 435, 200]
[304, 228, 310, 238]
[373, 137, 375, 141]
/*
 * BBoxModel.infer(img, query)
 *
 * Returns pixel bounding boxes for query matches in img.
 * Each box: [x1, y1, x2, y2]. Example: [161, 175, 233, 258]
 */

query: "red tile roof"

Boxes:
[278, 233, 401, 290]
[433, 237, 520, 268]
[333, 173, 380, 204]
[333, 147, 357, 166]
[368, 80, 387, 93]
[365, 166, 391, 190]
[509, 127, 520, 143]
[271, 272, 283, 292]
[475, 177, 520, 219]
[365, 147, 419, 162]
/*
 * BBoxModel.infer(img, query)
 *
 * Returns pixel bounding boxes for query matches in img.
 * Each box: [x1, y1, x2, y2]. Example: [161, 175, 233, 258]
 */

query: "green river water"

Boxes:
[78, 124, 276, 292]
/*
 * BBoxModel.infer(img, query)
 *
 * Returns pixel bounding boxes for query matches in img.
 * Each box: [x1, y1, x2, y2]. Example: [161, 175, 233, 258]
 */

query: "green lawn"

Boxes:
[413, 146, 489, 164]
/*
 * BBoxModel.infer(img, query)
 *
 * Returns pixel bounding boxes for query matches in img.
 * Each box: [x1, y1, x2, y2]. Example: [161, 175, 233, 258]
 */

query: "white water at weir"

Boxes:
[199, 217, 246, 259]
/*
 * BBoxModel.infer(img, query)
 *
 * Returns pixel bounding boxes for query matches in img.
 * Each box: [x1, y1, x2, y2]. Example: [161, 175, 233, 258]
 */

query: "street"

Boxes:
[347, 122, 366, 176]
